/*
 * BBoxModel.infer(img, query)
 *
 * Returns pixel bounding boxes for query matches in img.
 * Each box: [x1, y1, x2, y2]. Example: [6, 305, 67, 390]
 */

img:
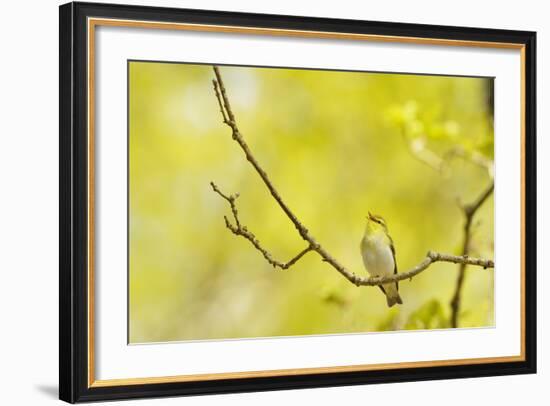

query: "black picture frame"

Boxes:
[60, 1, 536, 403]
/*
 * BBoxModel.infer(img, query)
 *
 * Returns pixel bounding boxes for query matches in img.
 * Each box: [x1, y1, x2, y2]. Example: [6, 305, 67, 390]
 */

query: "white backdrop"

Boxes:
[0, 0, 546, 405]
[95, 23, 521, 380]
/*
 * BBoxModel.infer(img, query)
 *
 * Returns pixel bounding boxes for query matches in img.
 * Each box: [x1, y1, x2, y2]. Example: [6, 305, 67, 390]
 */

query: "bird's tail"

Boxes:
[384, 284, 403, 308]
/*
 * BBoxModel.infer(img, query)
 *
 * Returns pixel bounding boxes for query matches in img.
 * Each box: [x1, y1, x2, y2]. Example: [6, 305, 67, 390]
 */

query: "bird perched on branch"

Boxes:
[360, 212, 403, 307]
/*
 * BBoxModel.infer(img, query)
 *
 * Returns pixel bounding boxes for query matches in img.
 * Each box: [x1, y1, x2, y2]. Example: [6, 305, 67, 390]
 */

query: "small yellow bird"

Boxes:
[360, 212, 403, 307]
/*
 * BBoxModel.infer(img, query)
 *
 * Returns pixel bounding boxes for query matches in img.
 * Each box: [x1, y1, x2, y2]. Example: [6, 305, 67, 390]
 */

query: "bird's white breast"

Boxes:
[361, 235, 395, 278]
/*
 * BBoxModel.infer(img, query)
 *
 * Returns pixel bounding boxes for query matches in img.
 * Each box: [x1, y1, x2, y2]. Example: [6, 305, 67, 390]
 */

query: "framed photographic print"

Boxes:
[59, 1, 536, 403]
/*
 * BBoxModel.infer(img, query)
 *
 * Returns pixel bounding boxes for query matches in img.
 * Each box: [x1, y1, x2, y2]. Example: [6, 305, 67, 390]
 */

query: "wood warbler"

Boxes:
[360, 212, 403, 307]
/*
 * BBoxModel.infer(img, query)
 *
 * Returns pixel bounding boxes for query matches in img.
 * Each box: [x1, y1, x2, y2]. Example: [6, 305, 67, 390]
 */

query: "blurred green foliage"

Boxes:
[129, 62, 494, 343]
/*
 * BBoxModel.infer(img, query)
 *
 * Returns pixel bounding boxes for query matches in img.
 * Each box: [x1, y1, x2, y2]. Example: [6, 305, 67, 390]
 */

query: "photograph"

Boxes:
[128, 62, 495, 344]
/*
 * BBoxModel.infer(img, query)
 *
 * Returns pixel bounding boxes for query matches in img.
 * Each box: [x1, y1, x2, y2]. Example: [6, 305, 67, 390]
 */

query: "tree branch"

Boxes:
[450, 181, 494, 327]
[211, 181, 493, 284]
[395, 105, 495, 326]
[400, 128, 450, 177]
[356, 251, 493, 286]
[210, 66, 494, 291]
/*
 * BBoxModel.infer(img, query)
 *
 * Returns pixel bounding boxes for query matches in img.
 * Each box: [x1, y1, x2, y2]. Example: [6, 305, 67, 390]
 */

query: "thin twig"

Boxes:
[444, 147, 494, 178]
[210, 66, 495, 290]
[210, 181, 314, 269]
[401, 127, 494, 179]
[401, 128, 449, 176]
[212, 80, 229, 124]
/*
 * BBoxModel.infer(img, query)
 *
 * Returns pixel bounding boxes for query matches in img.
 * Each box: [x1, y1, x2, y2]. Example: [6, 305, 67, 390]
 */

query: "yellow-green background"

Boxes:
[129, 62, 494, 343]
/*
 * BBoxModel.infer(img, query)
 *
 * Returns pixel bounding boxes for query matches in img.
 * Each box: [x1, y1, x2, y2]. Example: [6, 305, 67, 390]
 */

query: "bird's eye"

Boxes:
[375, 217, 386, 226]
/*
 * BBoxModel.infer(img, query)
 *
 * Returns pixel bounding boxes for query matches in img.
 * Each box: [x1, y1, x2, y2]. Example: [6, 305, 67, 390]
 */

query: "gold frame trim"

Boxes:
[87, 17, 527, 388]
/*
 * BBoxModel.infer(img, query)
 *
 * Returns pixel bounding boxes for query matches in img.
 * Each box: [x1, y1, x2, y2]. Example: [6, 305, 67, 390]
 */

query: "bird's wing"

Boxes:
[388, 234, 399, 290]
